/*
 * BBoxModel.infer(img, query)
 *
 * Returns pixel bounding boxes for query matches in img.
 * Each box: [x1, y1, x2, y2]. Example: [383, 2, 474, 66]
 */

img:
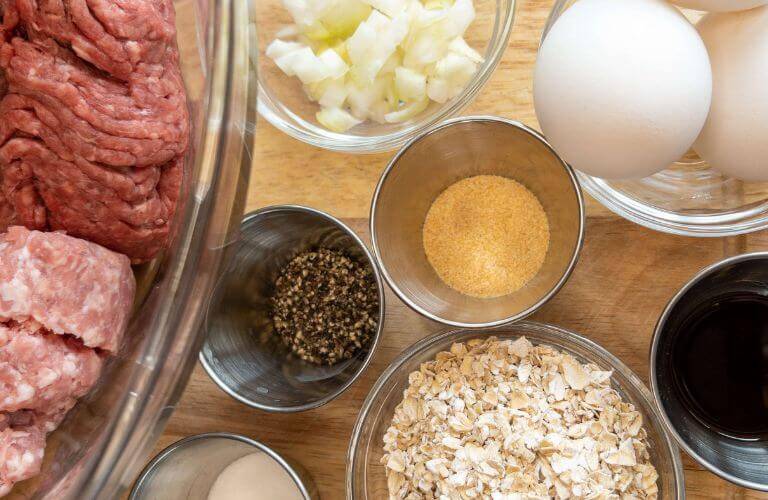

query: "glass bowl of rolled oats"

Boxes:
[346, 322, 684, 499]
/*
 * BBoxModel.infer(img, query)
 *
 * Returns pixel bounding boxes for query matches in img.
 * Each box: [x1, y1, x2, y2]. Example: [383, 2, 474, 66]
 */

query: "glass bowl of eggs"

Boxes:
[539, 0, 768, 237]
[253, 0, 515, 153]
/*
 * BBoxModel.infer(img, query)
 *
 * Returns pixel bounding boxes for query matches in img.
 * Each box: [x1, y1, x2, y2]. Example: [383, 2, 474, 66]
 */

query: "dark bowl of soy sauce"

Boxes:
[651, 252, 768, 491]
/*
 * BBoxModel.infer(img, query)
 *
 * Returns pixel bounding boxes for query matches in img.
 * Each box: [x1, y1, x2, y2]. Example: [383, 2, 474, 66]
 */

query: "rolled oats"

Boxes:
[381, 337, 660, 499]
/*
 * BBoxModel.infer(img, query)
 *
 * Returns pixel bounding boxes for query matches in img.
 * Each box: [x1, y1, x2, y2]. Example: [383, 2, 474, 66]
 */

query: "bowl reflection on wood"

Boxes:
[370, 116, 585, 327]
[651, 252, 768, 491]
[200, 205, 385, 412]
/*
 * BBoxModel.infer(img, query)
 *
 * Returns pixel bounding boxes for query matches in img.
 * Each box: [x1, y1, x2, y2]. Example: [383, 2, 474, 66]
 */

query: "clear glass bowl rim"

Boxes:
[345, 321, 686, 499]
[39, 0, 256, 495]
[540, 0, 768, 238]
[257, 0, 517, 153]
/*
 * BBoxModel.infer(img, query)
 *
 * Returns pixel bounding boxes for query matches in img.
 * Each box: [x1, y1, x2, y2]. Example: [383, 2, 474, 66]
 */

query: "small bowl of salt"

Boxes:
[129, 432, 317, 500]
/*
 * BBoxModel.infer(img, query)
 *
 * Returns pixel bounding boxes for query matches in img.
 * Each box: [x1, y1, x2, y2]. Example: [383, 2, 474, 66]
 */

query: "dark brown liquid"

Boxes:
[672, 292, 768, 440]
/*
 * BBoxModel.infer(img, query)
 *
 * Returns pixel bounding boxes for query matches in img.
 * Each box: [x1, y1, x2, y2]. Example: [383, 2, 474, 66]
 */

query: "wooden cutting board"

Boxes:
[153, 0, 768, 497]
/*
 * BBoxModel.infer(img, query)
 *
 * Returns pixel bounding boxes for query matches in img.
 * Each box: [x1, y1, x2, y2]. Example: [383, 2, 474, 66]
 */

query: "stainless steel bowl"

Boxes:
[370, 116, 585, 327]
[200, 205, 385, 412]
[651, 252, 768, 491]
[130, 433, 317, 499]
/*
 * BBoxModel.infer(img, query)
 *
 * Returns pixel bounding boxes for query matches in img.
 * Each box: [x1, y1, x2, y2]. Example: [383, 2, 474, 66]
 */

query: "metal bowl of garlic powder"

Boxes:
[370, 116, 585, 328]
[346, 322, 685, 499]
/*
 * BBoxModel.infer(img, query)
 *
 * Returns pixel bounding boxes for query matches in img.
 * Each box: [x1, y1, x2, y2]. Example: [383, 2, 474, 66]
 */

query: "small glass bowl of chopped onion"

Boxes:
[252, 0, 515, 152]
[346, 322, 685, 499]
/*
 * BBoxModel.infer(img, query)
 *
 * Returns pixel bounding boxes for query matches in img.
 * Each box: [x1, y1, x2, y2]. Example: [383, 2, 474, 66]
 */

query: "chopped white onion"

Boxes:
[266, 39, 305, 60]
[348, 10, 409, 84]
[318, 49, 349, 79]
[403, 30, 450, 68]
[361, 0, 407, 17]
[316, 107, 363, 132]
[267, 0, 480, 131]
[379, 51, 403, 75]
[384, 98, 429, 122]
[427, 76, 451, 103]
[448, 36, 483, 63]
[275, 46, 328, 82]
[347, 78, 388, 117]
[282, 0, 315, 27]
[395, 67, 427, 101]
[319, 0, 372, 39]
[434, 52, 477, 84]
[319, 79, 349, 108]
[446, 0, 474, 37]
[367, 99, 392, 123]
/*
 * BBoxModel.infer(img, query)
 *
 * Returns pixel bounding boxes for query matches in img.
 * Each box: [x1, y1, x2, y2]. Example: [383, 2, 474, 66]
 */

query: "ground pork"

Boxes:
[0, 227, 135, 495]
[0, 320, 103, 414]
[0, 226, 136, 352]
[0, 416, 45, 497]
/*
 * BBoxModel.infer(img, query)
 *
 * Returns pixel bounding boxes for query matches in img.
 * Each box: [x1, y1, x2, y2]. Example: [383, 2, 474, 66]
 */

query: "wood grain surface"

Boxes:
[152, 0, 768, 498]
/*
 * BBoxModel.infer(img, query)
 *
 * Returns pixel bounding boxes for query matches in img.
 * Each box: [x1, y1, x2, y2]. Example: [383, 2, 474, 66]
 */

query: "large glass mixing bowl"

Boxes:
[541, 0, 768, 237]
[9, 0, 256, 497]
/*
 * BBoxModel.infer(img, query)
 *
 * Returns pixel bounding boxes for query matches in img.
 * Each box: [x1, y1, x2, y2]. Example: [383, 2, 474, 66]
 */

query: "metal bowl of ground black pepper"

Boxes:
[370, 116, 585, 328]
[200, 205, 385, 412]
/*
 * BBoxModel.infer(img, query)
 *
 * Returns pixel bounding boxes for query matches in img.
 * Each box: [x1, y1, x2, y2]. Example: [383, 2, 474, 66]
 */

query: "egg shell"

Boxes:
[694, 7, 768, 182]
[534, 0, 712, 180]
[670, 0, 767, 13]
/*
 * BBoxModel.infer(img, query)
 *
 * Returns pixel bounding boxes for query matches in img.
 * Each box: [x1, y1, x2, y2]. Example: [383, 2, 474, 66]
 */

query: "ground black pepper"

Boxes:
[270, 248, 379, 365]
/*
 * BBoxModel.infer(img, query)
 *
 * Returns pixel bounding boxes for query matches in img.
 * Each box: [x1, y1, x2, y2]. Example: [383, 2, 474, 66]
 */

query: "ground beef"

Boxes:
[0, 0, 189, 262]
[12, 0, 178, 81]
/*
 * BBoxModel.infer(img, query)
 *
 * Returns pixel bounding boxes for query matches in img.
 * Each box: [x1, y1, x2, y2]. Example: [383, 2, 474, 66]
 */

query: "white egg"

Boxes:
[534, 0, 712, 180]
[670, 0, 767, 13]
[694, 7, 768, 181]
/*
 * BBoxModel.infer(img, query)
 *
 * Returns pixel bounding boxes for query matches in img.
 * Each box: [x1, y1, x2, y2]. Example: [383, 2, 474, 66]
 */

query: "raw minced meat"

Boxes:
[0, 418, 45, 497]
[0, 0, 189, 262]
[0, 228, 136, 496]
[0, 320, 103, 414]
[0, 0, 185, 493]
[0, 226, 135, 352]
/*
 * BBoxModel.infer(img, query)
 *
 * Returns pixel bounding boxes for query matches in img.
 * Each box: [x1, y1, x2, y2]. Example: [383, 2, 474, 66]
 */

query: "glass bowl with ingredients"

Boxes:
[540, 0, 768, 237]
[347, 322, 685, 499]
[254, 0, 515, 152]
[1, 0, 254, 496]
